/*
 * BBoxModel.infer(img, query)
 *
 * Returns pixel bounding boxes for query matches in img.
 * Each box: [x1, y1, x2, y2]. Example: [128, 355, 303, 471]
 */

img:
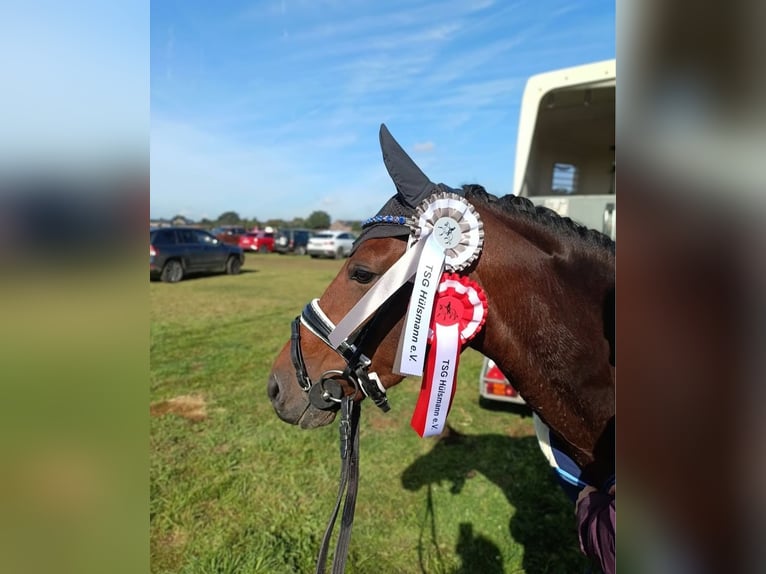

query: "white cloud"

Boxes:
[413, 141, 436, 153]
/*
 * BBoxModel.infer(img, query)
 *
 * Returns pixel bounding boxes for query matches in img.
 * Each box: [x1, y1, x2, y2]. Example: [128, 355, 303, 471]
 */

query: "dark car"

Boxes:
[274, 228, 314, 255]
[211, 225, 247, 246]
[150, 227, 244, 283]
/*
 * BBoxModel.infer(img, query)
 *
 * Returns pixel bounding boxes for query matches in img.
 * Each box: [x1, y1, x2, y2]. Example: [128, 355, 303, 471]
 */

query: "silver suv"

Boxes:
[306, 231, 356, 259]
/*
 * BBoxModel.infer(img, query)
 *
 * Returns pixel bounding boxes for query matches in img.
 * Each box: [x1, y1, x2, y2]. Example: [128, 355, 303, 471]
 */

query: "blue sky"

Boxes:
[150, 0, 614, 223]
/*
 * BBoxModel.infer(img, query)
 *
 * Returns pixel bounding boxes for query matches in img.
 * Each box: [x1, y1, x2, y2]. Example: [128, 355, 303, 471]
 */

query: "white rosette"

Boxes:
[412, 192, 484, 271]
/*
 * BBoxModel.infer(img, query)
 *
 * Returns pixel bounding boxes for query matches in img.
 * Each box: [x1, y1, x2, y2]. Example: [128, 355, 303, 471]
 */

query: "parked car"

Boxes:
[211, 226, 247, 246]
[238, 232, 259, 252]
[274, 228, 314, 255]
[150, 227, 244, 283]
[306, 230, 357, 259]
[239, 230, 275, 253]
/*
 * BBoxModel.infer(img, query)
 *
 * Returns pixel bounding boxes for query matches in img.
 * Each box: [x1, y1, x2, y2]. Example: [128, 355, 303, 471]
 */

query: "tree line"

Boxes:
[169, 210, 361, 231]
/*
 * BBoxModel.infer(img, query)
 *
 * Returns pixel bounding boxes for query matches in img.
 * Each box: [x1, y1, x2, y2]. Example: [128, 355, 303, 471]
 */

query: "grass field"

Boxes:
[150, 253, 588, 573]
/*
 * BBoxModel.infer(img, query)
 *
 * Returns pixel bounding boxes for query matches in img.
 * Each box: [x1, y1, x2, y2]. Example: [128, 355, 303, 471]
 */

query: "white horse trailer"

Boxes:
[479, 59, 616, 406]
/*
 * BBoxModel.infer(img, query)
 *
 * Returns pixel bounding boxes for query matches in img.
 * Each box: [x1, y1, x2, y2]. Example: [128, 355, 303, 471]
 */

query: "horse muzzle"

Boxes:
[267, 369, 337, 428]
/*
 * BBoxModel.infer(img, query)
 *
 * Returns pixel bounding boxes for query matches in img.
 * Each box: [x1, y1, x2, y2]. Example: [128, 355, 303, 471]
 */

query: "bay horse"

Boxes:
[267, 123, 615, 520]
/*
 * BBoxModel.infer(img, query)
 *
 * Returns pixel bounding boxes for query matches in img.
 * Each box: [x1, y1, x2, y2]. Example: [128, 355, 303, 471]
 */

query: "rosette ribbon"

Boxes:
[410, 274, 487, 437]
[394, 192, 483, 376]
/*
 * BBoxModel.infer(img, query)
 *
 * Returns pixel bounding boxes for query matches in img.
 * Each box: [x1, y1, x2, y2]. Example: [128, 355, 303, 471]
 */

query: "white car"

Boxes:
[307, 231, 357, 259]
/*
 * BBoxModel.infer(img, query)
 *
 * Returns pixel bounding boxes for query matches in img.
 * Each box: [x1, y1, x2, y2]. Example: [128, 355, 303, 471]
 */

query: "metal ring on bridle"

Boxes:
[290, 300, 391, 412]
[319, 370, 354, 402]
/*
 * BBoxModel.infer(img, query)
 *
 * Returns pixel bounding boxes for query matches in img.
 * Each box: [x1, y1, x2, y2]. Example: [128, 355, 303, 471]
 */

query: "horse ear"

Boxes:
[379, 124, 437, 208]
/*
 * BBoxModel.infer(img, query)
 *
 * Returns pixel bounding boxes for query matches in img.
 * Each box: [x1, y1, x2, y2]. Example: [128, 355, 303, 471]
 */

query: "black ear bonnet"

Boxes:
[353, 124, 463, 251]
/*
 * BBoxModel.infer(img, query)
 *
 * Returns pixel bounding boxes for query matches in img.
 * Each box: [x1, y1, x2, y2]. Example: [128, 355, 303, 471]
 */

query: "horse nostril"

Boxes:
[267, 375, 280, 403]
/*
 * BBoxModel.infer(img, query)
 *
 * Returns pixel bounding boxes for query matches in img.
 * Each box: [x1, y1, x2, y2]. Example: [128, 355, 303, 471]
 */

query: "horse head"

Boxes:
[267, 234, 411, 427]
[268, 124, 615, 486]
[267, 124, 440, 427]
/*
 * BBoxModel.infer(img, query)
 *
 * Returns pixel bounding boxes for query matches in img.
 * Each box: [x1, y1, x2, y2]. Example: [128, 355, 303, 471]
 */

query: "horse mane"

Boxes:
[462, 185, 616, 254]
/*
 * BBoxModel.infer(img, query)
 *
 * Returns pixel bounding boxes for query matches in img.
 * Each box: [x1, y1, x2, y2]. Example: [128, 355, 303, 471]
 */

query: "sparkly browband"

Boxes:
[361, 214, 409, 228]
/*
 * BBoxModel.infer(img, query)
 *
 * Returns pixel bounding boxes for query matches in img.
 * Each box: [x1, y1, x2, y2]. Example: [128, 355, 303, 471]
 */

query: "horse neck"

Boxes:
[471, 205, 615, 478]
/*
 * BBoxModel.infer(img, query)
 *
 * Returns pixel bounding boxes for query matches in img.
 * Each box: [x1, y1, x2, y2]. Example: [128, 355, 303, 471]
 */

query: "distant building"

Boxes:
[329, 220, 353, 232]
[171, 215, 191, 226]
[150, 217, 204, 229]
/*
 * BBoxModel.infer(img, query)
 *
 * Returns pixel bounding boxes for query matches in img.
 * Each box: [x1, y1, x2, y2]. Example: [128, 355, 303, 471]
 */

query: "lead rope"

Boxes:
[416, 484, 443, 574]
[315, 395, 361, 574]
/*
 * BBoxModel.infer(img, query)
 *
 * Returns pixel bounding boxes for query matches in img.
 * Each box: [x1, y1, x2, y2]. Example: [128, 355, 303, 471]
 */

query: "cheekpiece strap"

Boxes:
[290, 316, 313, 391]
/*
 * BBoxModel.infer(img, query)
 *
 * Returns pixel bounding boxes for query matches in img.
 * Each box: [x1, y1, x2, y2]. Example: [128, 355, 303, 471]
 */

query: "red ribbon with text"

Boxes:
[410, 274, 487, 437]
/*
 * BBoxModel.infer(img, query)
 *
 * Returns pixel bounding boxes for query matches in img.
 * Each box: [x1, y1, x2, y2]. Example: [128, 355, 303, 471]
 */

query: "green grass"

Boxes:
[150, 254, 587, 573]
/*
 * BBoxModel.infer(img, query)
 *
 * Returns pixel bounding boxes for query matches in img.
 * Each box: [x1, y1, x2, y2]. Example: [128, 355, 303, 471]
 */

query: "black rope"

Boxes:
[314, 396, 361, 574]
[332, 397, 360, 574]
[416, 484, 442, 574]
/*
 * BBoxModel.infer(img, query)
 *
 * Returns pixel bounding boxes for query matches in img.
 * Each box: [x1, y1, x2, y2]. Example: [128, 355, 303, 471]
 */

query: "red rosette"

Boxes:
[428, 273, 487, 344]
[411, 273, 488, 437]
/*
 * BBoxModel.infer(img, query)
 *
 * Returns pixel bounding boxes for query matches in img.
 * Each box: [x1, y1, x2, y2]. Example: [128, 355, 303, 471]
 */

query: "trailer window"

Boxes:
[551, 162, 578, 194]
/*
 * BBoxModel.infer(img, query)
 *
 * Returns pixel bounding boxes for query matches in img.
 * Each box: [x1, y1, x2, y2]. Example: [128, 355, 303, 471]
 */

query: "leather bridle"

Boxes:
[288, 296, 396, 574]
[290, 298, 391, 413]
[286, 224, 415, 573]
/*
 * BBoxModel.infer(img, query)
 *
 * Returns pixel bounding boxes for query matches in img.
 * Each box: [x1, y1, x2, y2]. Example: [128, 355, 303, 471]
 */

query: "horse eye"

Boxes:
[350, 267, 376, 284]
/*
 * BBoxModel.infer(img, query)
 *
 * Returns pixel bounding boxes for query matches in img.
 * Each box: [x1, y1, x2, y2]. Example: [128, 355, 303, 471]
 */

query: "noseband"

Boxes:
[290, 298, 391, 412]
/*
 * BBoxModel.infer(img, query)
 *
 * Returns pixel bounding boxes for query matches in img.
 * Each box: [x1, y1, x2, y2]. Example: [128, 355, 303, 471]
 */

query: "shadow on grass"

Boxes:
[401, 428, 587, 574]
[477, 398, 533, 418]
[455, 522, 504, 574]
